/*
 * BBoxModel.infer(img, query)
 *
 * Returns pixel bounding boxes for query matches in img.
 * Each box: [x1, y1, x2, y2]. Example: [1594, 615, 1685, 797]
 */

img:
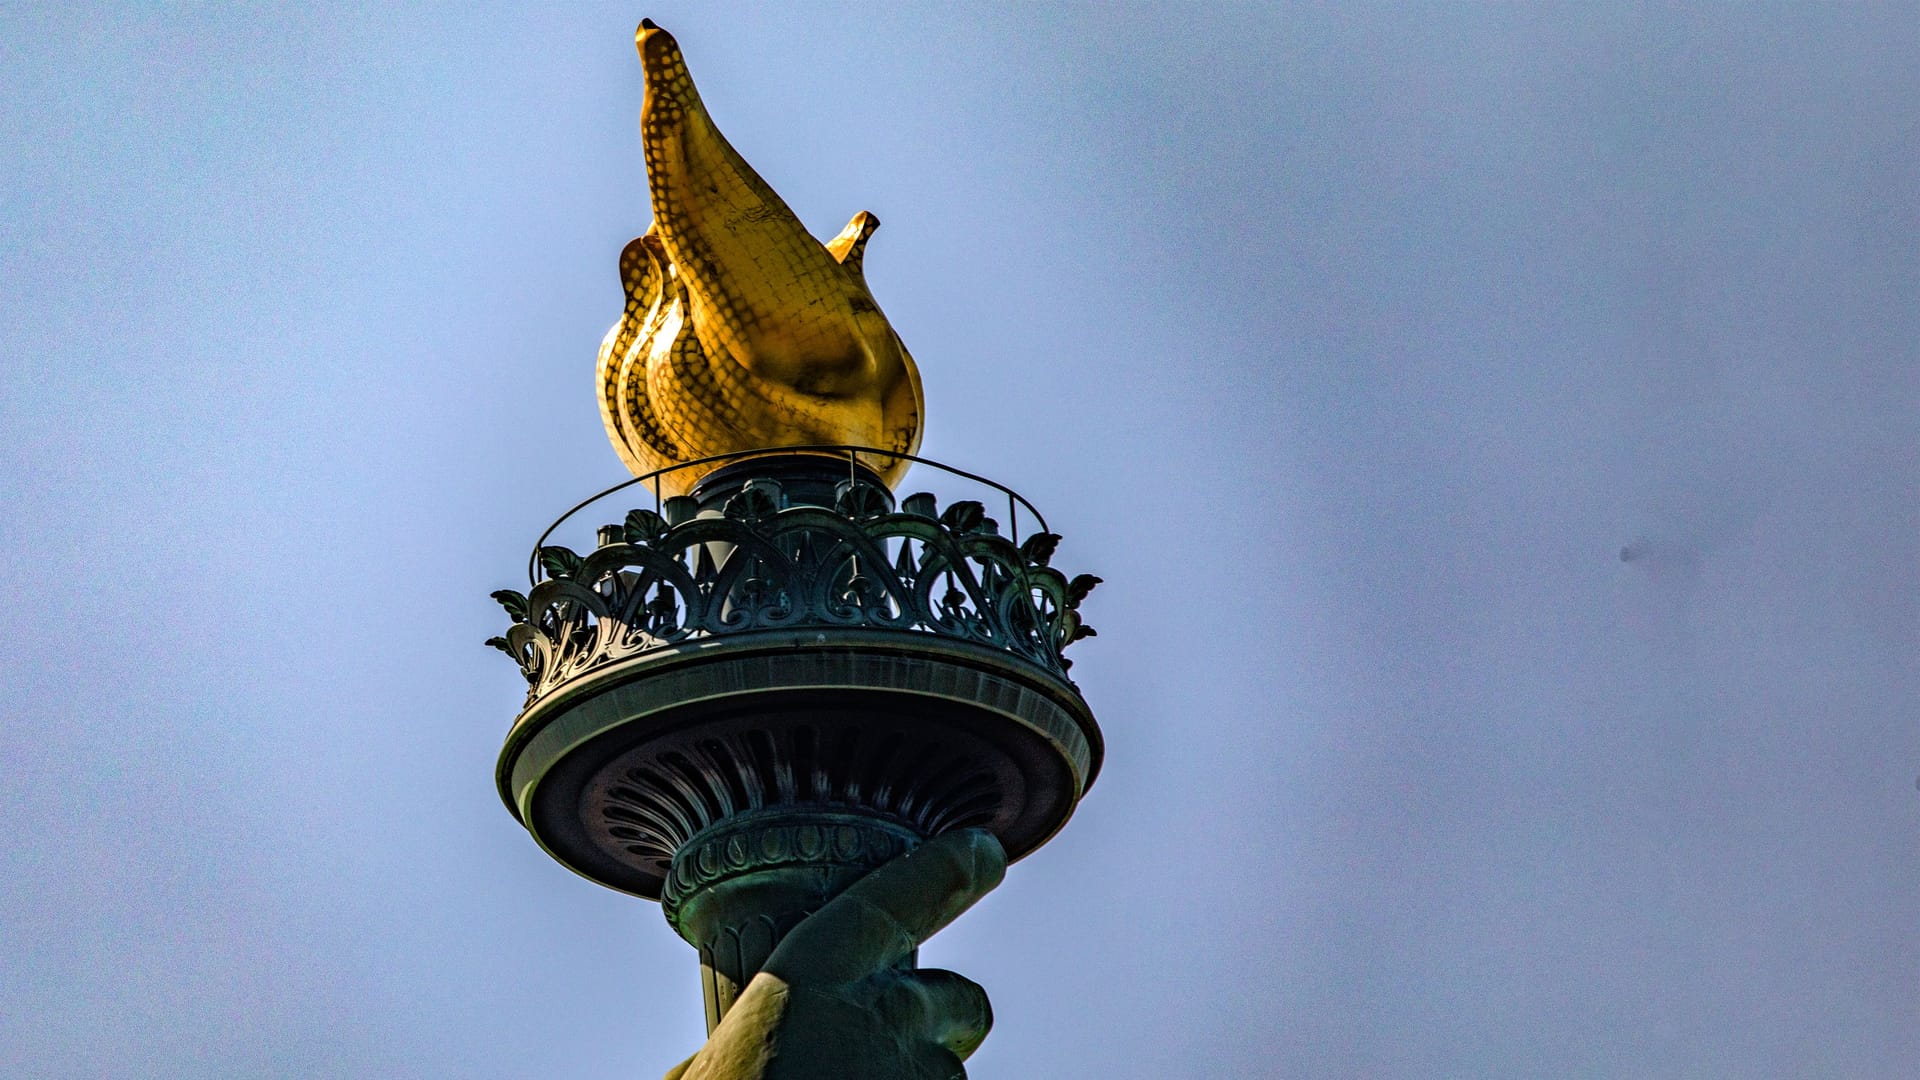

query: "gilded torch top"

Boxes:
[597, 21, 924, 495]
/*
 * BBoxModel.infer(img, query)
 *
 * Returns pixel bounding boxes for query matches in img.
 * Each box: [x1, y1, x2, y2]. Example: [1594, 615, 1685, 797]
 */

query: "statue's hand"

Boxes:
[664, 829, 1007, 1080]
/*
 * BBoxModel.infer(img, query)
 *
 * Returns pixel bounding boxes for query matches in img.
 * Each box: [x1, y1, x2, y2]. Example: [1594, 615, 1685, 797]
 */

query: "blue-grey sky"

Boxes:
[4, 4, 1917, 1077]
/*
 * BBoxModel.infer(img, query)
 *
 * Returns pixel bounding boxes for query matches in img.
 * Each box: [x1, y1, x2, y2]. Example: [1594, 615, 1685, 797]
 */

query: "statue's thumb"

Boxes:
[883, 967, 994, 1062]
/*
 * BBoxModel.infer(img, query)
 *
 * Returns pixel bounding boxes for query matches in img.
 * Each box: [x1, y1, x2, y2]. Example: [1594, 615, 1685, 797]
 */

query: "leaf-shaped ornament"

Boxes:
[490, 589, 530, 622]
[834, 480, 891, 519]
[539, 546, 585, 580]
[724, 481, 782, 523]
[1019, 532, 1062, 566]
[1066, 574, 1102, 606]
[624, 508, 670, 545]
[939, 500, 985, 534]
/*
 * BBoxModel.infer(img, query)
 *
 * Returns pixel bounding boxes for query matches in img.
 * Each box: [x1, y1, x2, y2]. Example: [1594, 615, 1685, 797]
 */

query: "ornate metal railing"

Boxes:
[488, 448, 1099, 709]
[523, 446, 1054, 587]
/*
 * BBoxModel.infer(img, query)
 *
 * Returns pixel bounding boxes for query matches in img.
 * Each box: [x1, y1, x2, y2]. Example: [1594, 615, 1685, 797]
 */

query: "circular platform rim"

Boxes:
[495, 629, 1102, 899]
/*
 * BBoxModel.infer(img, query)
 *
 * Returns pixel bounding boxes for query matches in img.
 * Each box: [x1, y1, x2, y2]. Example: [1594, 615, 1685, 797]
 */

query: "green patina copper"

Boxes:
[489, 453, 1102, 1075]
[489, 19, 1103, 1078]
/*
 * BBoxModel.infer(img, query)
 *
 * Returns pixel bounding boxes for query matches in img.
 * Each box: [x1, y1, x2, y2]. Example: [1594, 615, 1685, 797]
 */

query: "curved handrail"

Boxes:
[528, 445, 1052, 586]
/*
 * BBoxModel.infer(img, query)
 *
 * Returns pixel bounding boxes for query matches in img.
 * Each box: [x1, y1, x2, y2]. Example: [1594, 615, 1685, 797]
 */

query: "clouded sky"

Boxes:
[4, 3, 1916, 1077]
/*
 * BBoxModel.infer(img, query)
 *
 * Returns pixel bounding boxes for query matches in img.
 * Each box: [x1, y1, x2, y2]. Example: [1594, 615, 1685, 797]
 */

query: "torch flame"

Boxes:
[597, 22, 924, 495]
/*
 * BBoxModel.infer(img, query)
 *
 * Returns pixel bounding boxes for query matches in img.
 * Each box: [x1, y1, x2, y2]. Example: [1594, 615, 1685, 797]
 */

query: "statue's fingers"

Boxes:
[883, 967, 993, 1062]
[764, 828, 1006, 985]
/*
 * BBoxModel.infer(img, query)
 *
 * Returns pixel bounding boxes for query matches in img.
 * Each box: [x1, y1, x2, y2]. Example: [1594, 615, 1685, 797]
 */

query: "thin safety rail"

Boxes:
[528, 445, 1050, 587]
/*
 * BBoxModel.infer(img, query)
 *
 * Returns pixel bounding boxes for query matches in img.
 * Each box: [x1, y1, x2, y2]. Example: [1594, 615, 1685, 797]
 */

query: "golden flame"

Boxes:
[597, 21, 924, 495]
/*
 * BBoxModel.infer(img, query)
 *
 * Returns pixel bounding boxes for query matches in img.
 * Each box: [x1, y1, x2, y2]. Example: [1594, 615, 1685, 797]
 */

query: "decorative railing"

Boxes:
[488, 449, 1099, 709]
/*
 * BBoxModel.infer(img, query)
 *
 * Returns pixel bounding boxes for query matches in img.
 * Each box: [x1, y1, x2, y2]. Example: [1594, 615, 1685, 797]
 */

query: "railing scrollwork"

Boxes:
[489, 460, 1099, 709]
